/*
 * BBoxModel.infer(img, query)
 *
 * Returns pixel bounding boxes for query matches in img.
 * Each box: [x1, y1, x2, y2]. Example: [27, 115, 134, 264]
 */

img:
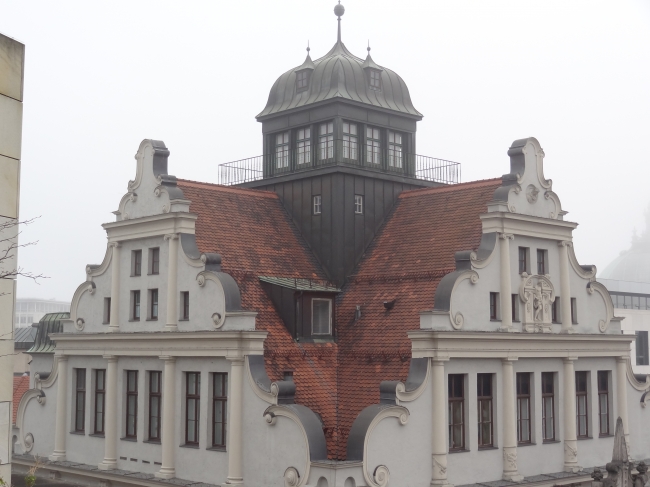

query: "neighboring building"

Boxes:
[12, 6, 650, 487]
[599, 208, 650, 376]
[14, 298, 70, 328]
[0, 31, 25, 481]
[13, 325, 37, 375]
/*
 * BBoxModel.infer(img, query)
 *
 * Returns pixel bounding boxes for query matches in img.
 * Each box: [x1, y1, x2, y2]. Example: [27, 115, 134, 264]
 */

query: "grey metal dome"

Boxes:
[601, 239, 650, 283]
[257, 40, 422, 120]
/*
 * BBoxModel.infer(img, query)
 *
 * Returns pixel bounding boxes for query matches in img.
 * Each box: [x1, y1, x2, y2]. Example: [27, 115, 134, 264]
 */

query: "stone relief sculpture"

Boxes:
[519, 274, 555, 333]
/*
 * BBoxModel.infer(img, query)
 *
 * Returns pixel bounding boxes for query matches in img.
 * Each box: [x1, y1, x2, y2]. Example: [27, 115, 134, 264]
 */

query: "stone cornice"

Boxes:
[49, 330, 267, 359]
[408, 330, 633, 359]
[102, 212, 197, 242]
[480, 211, 577, 240]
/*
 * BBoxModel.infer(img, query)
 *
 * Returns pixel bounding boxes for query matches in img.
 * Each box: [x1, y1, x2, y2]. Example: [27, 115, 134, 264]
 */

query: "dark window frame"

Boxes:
[541, 372, 555, 441]
[516, 373, 532, 444]
[570, 298, 578, 324]
[511, 294, 519, 322]
[576, 371, 589, 438]
[149, 247, 160, 275]
[75, 368, 86, 433]
[185, 372, 201, 445]
[181, 291, 190, 320]
[365, 126, 381, 164]
[637, 331, 649, 366]
[148, 371, 161, 442]
[387, 130, 403, 168]
[518, 247, 529, 274]
[318, 122, 334, 161]
[212, 373, 228, 448]
[477, 373, 493, 448]
[597, 371, 609, 436]
[296, 70, 310, 92]
[537, 249, 547, 275]
[296, 127, 312, 165]
[149, 289, 159, 320]
[311, 298, 332, 335]
[275, 131, 290, 169]
[125, 370, 138, 439]
[132, 250, 142, 276]
[94, 369, 105, 435]
[489, 292, 499, 321]
[131, 290, 141, 321]
[342, 121, 358, 160]
[368, 69, 382, 92]
[552, 297, 561, 324]
[103, 297, 111, 324]
[448, 374, 465, 451]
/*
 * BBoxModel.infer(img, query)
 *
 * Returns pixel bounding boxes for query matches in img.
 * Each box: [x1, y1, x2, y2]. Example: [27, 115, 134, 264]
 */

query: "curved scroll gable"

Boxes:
[396, 358, 430, 404]
[346, 404, 409, 487]
[567, 244, 597, 279]
[85, 245, 112, 280]
[246, 355, 296, 405]
[624, 358, 650, 392]
[15, 388, 46, 453]
[432, 269, 479, 330]
[179, 233, 204, 268]
[470, 232, 498, 269]
[69, 280, 96, 323]
[488, 137, 563, 220]
[586, 281, 615, 333]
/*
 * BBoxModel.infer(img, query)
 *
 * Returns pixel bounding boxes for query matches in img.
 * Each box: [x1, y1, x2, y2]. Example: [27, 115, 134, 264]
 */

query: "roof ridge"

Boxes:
[177, 179, 279, 198]
[399, 177, 502, 198]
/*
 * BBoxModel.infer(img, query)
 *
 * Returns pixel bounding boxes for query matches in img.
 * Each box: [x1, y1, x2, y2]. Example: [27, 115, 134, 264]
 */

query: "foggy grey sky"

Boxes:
[2, 0, 649, 301]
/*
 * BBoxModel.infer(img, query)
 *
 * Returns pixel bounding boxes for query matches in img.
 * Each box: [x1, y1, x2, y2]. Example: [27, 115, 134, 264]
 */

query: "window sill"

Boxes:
[146, 318, 158, 322]
[148, 273, 160, 276]
[143, 439, 161, 445]
[490, 319, 502, 322]
[130, 274, 141, 278]
[517, 442, 536, 447]
[102, 322, 109, 325]
[128, 319, 141, 322]
[120, 437, 137, 442]
[89, 433, 105, 438]
[179, 443, 199, 449]
[577, 436, 593, 441]
[448, 449, 470, 454]
[599, 434, 614, 438]
[206, 446, 227, 452]
[543, 439, 561, 444]
[69, 431, 85, 436]
[178, 318, 189, 322]
[478, 446, 499, 451]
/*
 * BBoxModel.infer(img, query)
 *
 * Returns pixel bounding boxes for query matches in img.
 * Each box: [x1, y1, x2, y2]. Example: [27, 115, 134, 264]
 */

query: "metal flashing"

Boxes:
[259, 276, 340, 292]
[27, 312, 69, 354]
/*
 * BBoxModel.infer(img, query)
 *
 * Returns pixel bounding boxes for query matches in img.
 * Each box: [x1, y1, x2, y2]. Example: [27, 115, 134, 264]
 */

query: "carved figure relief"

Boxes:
[526, 184, 539, 204]
[520, 274, 555, 333]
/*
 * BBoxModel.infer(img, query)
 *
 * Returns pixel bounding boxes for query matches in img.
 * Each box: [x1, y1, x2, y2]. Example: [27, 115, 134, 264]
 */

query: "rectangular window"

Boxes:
[388, 131, 403, 168]
[541, 372, 555, 441]
[132, 290, 141, 320]
[637, 331, 649, 366]
[94, 369, 105, 435]
[148, 371, 161, 441]
[597, 371, 609, 436]
[75, 369, 86, 432]
[312, 298, 332, 335]
[132, 250, 142, 276]
[570, 298, 578, 324]
[551, 298, 559, 323]
[511, 294, 519, 322]
[276, 132, 289, 169]
[186, 372, 201, 445]
[212, 373, 228, 448]
[477, 373, 493, 447]
[149, 289, 159, 320]
[126, 370, 138, 438]
[576, 371, 589, 438]
[296, 70, 309, 91]
[342, 122, 358, 160]
[354, 195, 363, 214]
[313, 195, 322, 215]
[448, 374, 465, 451]
[296, 127, 311, 165]
[103, 297, 111, 324]
[368, 69, 381, 91]
[366, 127, 381, 164]
[181, 291, 190, 320]
[518, 247, 529, 274]
[537, 249, 547, 275]
[319, 122, 334, 160]
[516, 373, 531, 444]
[149, 247, 160, 275]
[489, 292, 499, 320]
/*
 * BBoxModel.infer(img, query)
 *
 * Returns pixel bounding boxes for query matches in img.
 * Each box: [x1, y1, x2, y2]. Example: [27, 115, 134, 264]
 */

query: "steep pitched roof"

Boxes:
[13, 375, 30, 424]
[177, 177, 501, 458]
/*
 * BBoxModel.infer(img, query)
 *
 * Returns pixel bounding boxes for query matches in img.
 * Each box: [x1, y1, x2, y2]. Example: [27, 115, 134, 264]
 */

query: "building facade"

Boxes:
[14, 298, 71, 328]
[13, 7, 650, 487]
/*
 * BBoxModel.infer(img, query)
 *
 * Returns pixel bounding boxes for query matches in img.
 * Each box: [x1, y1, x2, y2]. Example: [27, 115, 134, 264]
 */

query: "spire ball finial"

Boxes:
[334, 2, 345, 18]
[307, 40, 310, 53]
[367, 40, 371, 53]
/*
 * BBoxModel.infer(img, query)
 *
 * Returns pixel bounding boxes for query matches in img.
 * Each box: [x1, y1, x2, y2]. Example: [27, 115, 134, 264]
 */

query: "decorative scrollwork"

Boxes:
[599, 319, 608, 333]
[372, 465, 390, 487]
[197, 275, 206, 287]
[212, 312, 224, 329]
[433, 456, 447, 476]
[452, 312, 464, 330]
[264, 412, 277, 425]
[23, 433, 34, 453]
[503, 449, 518, 469]
[162, 204, 170, 214]
[284, 467, 300, 487]
[75, 318, 85, 331]
[154, 186, 162, 197]
[564, 442, 577, 460]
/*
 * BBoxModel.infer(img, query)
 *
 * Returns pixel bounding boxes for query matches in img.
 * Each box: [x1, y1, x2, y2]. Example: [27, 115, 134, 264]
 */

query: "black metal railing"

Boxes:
[219, 139, 461, 186]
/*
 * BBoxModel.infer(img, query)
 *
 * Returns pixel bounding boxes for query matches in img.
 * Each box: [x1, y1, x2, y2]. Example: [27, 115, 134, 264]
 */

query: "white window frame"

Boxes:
[311, 298, 332, 335]
[354, 195, 363, 214]
[313, 195, 322, 215]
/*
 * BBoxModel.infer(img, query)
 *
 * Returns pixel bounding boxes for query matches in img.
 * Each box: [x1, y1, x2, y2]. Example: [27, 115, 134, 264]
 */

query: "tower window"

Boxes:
[296, 128, 311, 165]
[296, 70, 310, 92]
[366, 127, 381, 164]
[354, 195, 364, 214]
[313, 195, 322, 215]
[312, 298, 332, 335]
[319, 122, 334, 160]
[388, 131, 403, 168]
[343, 122, 358, 160]
[276, 132, 289, 169]
[368, 69, 381, 91]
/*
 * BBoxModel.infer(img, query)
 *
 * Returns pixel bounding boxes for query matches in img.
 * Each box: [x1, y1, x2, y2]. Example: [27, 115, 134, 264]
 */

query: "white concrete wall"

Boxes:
[619, 309, 650, 376]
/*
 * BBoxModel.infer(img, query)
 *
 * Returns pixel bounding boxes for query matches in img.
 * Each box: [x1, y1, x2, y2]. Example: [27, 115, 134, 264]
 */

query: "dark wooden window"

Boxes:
[388, 131, 403, 168]
[541, 372, 555, 441]
[275, 132, 289, 169]
[366, 127, 380, 164]
[181, 292, 190, 320]
[186, 372, 201, 445]
[150, 248, 160, 275]
[343, 122, 357, 160]
[354, 195, 363, 214]
[576, 371, 589, 438]
[312, 298, 332, 335]
[212, 373, 228, 448]
[148, 371, 161, 441]
[637, 331, 649, 366]
[537, 249, 547, 275]
[75, 369, 86, 432]
[489, 292, 499, 320]
[552, 297, 560, 323]
[511, 294, 519, 322]
[149, 289, 159, 320]
[132, 290, 141, 320]
[296, 70, 310, 92]
[319, 122, 334, 160]
[368, 69, 381, 91]
[570, 298, 578, 324]
[518, 247, 529, 274]
[477, 373, 493, 447]
[313, 195, 322, 215]
[598, 371, 609, 436]
[126, 371, 138, 438]
[516, 373, 531, 443]
[132, 250, 142, 276]
[296, 127, 311, 165]
[103, 297, 111, 324]
[94, 369, 105, 435]
[448, 374, 465, 450]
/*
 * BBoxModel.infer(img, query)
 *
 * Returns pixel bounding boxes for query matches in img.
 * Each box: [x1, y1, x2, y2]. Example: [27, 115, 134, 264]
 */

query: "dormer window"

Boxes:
[296, 70, 311, 93]
[368, 69, 381, 92]
[312, 298, 332, 335]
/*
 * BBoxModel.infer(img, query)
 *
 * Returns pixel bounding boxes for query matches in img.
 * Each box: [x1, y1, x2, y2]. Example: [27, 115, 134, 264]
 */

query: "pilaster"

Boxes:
[108, 243, 121, 333]
[499, 234, 515, 332]
[223, 357, 245, 487]
[615, 356, 630, 454]
[562, 357, 581, 472]
[430, 357, 453, 487]
[49, 355, 68, 461]
[155, 356, 177, 479]
[558, 241, 573, 334]
[501, 358, 523, 481]
[98, 355, 118, 470]
[164, 234, 179, 332]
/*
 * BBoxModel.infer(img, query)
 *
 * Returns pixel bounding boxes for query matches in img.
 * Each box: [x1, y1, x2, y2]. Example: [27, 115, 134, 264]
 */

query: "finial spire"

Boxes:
[367, 40, 371, 53]
[334, 2, 345, 43]
[307, 40, 310, 54]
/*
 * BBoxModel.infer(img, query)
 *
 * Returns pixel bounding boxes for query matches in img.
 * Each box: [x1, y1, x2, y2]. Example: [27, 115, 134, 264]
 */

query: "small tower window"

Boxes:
[296, 70, 310, 92]
[368, 69, 382, 91]
[388, 131, 403, 168]
[313, 195, 322, 215]
[343, 122, 358, 160]
[319, 122, 334, 160]
[297, 128, 311, 165]
[312, 298, 332, 335]
[366, 127, 381, 164]
[276, 132, 289, 169]
[354, 195, 363, 214]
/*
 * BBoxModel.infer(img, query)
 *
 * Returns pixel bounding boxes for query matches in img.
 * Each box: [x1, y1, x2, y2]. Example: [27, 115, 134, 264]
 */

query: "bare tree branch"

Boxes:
[0, 217, 49, 296]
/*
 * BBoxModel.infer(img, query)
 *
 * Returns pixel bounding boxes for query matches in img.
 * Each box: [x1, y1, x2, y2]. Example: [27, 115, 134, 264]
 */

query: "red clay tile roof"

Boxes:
[177, 177, 501, 459]
[13, 375, 30, 424]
